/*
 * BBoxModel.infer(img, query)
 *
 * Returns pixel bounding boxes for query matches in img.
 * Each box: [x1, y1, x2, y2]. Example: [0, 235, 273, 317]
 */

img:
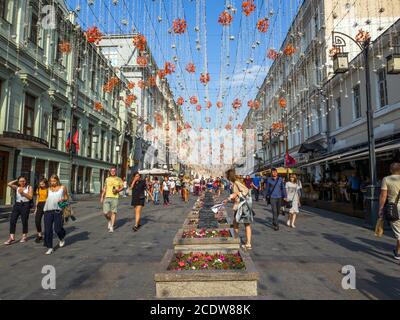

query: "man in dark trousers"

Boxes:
[265, 168, 287, 231]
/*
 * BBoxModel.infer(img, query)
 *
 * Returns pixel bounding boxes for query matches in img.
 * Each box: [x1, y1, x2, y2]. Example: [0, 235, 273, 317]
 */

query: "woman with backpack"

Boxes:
[4, 176, 33, 245]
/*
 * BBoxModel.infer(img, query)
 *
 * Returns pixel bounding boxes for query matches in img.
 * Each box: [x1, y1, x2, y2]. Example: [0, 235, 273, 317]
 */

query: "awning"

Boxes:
[0, 131, 49, 149]
[300, 141, 400, 168]
[298, 142, 326, 154]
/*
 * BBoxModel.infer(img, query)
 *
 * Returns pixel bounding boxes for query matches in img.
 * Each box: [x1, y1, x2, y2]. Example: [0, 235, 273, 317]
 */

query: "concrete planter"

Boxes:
[173, 228, 240, 251]
[155, 249, 259, 298]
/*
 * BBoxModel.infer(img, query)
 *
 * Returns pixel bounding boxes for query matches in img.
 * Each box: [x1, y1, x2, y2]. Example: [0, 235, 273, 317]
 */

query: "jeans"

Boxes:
[44, 210, 66, 249]
[253, 188, 260, 201]
[154, 191, 159, 204]
[35, 202, 45, 233]
[270, 198, 282, 227]
[10, 202, 30, 234]
[163, 190, 170, 205]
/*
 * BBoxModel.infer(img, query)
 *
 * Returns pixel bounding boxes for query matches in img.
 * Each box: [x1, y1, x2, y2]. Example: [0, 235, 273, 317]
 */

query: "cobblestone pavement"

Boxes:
[0, 192, 398, 300]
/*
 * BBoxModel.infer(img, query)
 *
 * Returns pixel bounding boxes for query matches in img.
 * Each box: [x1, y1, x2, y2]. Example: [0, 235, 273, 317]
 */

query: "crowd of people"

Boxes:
[3, 163, 400, 261]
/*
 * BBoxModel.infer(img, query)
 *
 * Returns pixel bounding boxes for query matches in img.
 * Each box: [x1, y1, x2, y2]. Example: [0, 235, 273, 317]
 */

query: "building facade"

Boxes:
[0, 0, 133, 204]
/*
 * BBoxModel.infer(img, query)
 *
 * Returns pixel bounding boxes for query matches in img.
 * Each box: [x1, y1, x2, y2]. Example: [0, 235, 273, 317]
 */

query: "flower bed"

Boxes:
[183, 216, 231, 229]
[181, 229, 230, 239]
[168, 251, 245, 270]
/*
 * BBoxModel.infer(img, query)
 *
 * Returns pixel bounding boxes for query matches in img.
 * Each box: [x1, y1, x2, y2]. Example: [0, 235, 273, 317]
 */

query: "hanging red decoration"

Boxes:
[172, 18, 187, 34]
[147, 76, 157, 87]
[190, 96, 198, 105]
[103, 77, 120, 93]
[248, 100, 260, 109]
[236, 124, 243, 130]
[206, 101, 212, 109]
[225, 124, 232, 130]
[137, 80, 146, 89]
[279, 97, 287, 108]
[284, 44, 297, 56]
[329, 47, 341, 57]
[125, 94, 137, 107]
[232, 98, 242, 110]
[267, 49, 279, 60]
[185, 62, 196, 73]
[132, 34, 147, 52]
[355, 29, 371, 42]
[196, 105, 202, 112]
[242, 1, 256, 16]
[200, 73, 210, 85]
[218, 11, 233, 26]
[127, 82, 135, 90]
[272, 122, 284, 130]
[85, 26, 103, 44]
[59, 41, 72, 54]
[94, 101, 103, 111]
[177, 97, 185, 106]
[216, 101, 223, 108]
[137, 56, 148, 67]
[157, 69, 166, 80]
[257, 18, 270, 33]
[164, 62, 176, 75]
[177, 126, 183, 134]
[184, 123, 192, 130]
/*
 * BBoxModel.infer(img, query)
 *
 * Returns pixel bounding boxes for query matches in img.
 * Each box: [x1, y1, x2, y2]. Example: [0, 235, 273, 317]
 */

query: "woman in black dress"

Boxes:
[130, 172, 153, 232]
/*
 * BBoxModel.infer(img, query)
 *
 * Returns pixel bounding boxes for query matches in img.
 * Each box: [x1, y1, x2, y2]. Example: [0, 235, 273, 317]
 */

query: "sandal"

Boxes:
[132, 224, 141, 232]
[20, 237, 28, 243]
[4, 238, 15, 245]
[241, 244, 252, 250]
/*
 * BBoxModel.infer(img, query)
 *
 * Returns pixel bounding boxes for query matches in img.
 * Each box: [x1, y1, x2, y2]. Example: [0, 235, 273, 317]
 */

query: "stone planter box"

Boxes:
[173, 228, 240, 251]
[155, 249, 259, 298]
[182, 217, 232, 230]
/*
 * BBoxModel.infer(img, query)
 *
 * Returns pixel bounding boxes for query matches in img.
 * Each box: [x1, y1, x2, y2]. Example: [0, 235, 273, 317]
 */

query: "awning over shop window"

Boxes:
[298, 142, 326, 154]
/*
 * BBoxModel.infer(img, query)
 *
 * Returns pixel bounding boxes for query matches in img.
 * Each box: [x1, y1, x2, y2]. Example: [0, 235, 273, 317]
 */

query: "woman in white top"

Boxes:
[43, 175, 69, 255]
[4, 176, 33, 245]
[285, 174, 302, 228]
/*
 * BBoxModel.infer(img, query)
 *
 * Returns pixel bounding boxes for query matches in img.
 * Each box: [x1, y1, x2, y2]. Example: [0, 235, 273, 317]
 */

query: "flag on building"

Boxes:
[285, 152, 296, 167]
[72, 130, 80, 152]
[65, 132, 71, 151]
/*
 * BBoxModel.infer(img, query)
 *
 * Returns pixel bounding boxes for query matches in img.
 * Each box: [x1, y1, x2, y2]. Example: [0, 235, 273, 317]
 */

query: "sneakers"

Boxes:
[286, 220, 291, 227]
[108, 221, 112, 230]
[393, 249, 400, 260]
[59, 239, 65, 248]
[45, 248, 54, 255]
[109, 226, 114, 233]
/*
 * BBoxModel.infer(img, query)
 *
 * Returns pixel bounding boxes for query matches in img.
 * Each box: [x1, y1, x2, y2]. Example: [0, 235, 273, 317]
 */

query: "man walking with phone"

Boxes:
[265, 168, 287, 231]
[100, 167, 123, 233]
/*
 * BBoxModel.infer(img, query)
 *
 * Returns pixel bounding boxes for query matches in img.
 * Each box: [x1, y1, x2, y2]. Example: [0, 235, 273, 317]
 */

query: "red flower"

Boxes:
[173, 18, 187, 34]
[218, 11, 233, 26]
[257, 18, 270, 33]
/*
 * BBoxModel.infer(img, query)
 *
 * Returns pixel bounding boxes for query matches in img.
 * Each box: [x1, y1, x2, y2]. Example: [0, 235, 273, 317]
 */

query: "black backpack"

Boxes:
[384, 191, 400, 222]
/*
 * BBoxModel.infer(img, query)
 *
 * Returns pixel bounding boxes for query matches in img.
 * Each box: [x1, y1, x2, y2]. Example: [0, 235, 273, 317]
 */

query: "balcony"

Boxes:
[0, 131, 49, 149]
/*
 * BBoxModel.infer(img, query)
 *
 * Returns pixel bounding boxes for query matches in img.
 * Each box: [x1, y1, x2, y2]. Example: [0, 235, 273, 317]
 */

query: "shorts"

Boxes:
[391, 220, 400, 240]
[103, 198, 119, 214]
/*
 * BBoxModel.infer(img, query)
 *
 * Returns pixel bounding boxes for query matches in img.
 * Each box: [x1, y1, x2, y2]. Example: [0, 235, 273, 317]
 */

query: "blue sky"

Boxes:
[65, 0, 302, 129]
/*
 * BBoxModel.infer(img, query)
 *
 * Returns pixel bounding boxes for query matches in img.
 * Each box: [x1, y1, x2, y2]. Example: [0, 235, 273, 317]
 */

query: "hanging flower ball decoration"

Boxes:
[147, 76, 157, 87]
[137, 56, 148, 67]
[206, 101, 212, 109]
[284, 44, 297, 56]
[225, 123, 232, 130]
[94, 101, 103, 111]
[355, 29, 371, 42]
[102, 77, 120, 93]
[216, 101, 223, 108]
[218, 11, 233, 26]
[257, 18, 270, 33]
[59, 41, 72, 54]
[184, 122, 192, 130]
[132, 34, 147, 52]
[200, 73, 210, 85]
[127, 82, 135, 90]
[196, 105, 202, 112]
[125, 94, 137, 107]
[190, 96, 198, 105]
[177, 97, 185, 106]
[157, 69, 166, 80]
[279, 97, 287, 108]
[248, 100, 260, 109]
[267, 48, 279, 60]
[172, 18, 187, 34]
[242, 1, 256, 16]
[85, 26, 103, 44]
[185, 62, 196, 73]
[164, 62, 176, 75]
[232, 98, 242, 110]
[236, 124, 243, 131]
[272, 122, 284, 130]
[177, 126, 183, 134]
[329, 47, 341, 57]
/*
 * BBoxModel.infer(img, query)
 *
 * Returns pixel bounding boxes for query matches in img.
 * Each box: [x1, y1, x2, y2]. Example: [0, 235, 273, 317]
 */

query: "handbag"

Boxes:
[383, 191, 400, 222]
[266, 178, 280, 205]
[58, 200, 69, 210]
[285, 188, 298, 209]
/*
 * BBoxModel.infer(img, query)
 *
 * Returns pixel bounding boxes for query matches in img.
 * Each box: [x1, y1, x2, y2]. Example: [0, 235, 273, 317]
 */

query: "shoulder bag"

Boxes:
[266, 178, 280, 205]
[384, 190, 400, 222]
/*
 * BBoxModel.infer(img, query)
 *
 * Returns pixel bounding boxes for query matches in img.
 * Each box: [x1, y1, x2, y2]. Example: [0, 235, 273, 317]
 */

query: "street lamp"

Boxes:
[116, 145, 121, 175]
[331, 30, 377, 227]
[332, 52, 349, 74]
[386, 53, 400, 74]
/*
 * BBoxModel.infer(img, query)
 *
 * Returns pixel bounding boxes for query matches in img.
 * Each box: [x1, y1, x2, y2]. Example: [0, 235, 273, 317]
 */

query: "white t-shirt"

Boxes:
[170, 181, 176, 188]
[163, 181, 170, 191]
[381, 175, 400, 204]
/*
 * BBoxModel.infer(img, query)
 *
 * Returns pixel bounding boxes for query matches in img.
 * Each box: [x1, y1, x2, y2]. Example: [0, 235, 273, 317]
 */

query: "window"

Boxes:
[42, 113, 49, 141]
[48, 161, 59, 176]
[100, 130, 105, 160]
[23, 94, 36, 136]
[90, 64, 96, 91]
[87, 124, 94, 158]
[0, 0, 14, 24]
[377, 69, 388, 108]
[0, 0, 6, 20]
[29, 5, 39, 45]
[353, 85, 361, 120]
[50, 108, 59, 149]
[21, 157, 32, 182]
[336, 97, 342, 128]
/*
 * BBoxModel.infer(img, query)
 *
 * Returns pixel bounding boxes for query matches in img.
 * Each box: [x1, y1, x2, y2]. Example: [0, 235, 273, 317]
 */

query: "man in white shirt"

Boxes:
[162, 176, 171, 207]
